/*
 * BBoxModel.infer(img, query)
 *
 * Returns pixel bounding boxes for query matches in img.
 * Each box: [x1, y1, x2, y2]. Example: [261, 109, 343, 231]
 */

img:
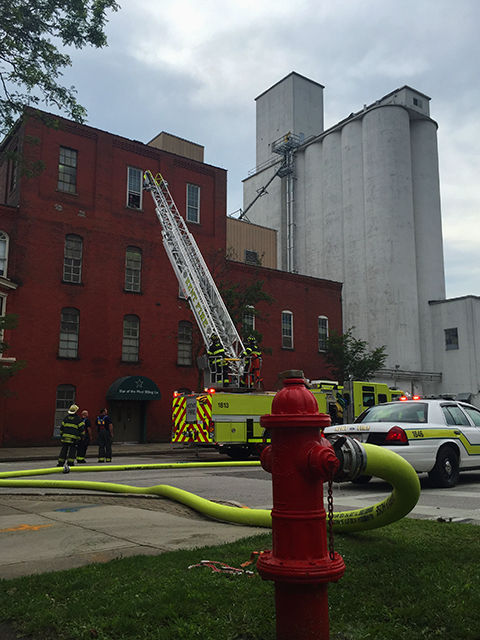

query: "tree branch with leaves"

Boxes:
[0, 314, 26, 395]
[0, 0, 119, 137]
[325, 326, 387, 383]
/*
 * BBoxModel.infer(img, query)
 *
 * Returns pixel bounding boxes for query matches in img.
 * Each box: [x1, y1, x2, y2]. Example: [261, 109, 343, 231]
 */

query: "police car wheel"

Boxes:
[351, 474, 372, 485]
[428, 445, 459, 488]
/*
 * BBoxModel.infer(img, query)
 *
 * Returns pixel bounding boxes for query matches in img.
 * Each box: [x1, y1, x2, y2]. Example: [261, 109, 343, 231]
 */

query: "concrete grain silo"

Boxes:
[244, 72, 446, 391]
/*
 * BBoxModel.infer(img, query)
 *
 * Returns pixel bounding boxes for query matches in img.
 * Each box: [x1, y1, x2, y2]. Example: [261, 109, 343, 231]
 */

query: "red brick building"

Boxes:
[0, 109, 342, 446]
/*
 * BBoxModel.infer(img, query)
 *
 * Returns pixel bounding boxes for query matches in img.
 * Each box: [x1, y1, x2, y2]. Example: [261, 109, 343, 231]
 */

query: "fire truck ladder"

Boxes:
[143, 170, 246, 386]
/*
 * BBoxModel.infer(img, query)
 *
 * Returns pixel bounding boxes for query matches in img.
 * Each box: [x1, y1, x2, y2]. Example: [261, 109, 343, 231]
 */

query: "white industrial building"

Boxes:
[243, 72, 480, 404]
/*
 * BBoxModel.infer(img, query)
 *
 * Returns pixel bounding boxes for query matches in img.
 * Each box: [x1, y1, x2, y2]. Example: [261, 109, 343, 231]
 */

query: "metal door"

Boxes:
[110, 401, 142, 442]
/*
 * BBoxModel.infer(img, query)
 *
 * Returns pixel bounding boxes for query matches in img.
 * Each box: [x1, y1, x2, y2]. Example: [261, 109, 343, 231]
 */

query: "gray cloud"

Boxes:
[52, 0, 480, 297]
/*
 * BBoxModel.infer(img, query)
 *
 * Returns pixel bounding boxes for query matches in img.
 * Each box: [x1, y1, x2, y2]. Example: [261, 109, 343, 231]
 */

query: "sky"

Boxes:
[57, 0, 480, 299]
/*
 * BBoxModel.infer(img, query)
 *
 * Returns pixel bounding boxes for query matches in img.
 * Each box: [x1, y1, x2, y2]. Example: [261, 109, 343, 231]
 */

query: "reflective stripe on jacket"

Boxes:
[60, 415, 85, 443]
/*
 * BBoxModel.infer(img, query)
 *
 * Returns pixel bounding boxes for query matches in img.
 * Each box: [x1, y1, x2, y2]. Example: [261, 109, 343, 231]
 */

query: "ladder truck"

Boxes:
[143, 171, 403, 459]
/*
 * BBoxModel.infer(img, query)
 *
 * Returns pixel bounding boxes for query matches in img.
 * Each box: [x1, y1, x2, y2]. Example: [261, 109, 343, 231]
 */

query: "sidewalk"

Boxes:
[0, 442, 264, 579]
[0, 442, 189, 463]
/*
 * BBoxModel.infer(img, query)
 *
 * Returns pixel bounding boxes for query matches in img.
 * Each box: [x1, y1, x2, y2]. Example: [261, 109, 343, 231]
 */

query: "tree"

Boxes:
[325, 326, 387, 383]
[0, 314, 26, 395]
[0, 0, 119, 137]
[219, 278, 273, 345]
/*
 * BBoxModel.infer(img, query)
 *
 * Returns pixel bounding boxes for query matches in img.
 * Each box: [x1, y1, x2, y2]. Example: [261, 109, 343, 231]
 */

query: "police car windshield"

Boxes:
[355, 402, 428, 423]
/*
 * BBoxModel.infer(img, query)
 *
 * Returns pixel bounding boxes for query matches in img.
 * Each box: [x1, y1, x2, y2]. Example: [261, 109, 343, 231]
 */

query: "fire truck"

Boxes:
[143, 171, 403, 458]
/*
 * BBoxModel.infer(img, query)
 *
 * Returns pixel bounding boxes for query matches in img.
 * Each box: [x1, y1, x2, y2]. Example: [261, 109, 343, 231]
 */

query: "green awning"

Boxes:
[106, 376, 161, 401]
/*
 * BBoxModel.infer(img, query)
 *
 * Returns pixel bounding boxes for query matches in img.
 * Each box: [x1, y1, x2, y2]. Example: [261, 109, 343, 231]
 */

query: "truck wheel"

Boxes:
[225, 446, 251, 461]
[428, 446, 459, 488]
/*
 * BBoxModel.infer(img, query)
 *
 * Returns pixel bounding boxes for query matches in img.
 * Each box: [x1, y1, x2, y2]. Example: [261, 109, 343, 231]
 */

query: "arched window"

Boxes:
[125, 246, 142, 292]
[281, 310, 293, 349]
[63, 234, 83, 283]
[122, 315, 140, 362]
[318, 316, 329, 352]
[53, 384, 76, 437]
[177, 321, 193, 366]
[58, 308, 80, 358]
[0, 231, 9, 277]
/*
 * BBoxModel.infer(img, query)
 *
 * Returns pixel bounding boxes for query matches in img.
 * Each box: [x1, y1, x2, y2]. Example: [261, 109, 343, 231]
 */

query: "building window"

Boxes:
[125, 246, 142, 292]
[0, 294, 5, 341]
[245, 250, 260, 266]
[243, 305, 255, 336]
[63, 234, 83, 283]
[186, 183, 200, 223]
[127, 166, 143, 209]
[53, 384, 76, 437]
[0, 231, 9, 277]
[177, 321, 193, 366]
[58, 146, 78, 193]
[318, 316, 328, 352]
[122, 315, 140, 362]
[445, 328, 459, 351]
[59, 308, 79, 358]
[281, 310, 293, 349]
[413, 97, 423, 108]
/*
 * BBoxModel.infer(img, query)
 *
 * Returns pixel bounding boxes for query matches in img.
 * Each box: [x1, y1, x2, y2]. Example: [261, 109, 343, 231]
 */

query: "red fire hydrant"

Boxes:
[257, 371, 345, 640]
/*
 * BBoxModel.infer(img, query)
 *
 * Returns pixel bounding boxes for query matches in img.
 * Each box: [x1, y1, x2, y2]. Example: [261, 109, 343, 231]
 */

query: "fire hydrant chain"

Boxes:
[327, 478, 335, 561]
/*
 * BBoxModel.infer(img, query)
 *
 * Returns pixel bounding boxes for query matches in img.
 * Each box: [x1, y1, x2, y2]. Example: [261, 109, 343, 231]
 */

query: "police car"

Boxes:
[324, 398, 480, 487]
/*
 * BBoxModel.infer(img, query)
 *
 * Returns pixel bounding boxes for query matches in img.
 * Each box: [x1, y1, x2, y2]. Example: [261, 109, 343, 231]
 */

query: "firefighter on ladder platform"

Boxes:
[207, 334, 229, 387]
[242, 335, 262, 389]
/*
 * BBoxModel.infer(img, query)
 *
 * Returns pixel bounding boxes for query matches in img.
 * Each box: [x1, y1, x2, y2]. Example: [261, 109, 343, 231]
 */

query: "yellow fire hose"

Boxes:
[0, 443, 420, 533]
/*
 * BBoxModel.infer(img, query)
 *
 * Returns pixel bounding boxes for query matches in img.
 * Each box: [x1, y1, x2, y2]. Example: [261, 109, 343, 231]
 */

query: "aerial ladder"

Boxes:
[143, 170, 248, 388]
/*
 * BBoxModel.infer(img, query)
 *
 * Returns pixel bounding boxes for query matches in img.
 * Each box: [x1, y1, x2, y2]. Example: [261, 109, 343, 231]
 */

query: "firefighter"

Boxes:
[242, 335, 262, 388]
[207, 334, 229, 386]
[96, 408, 114, 462]
[57, 404, 85, 473]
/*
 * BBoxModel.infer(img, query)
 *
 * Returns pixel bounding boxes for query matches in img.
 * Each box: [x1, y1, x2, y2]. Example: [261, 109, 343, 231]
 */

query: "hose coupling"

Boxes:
[325, 434, 367, 482]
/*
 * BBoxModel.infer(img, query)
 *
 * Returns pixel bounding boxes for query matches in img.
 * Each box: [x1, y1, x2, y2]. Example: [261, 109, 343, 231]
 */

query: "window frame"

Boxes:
[177, 320, 193, 366]
[127, 166, 143, 210]
[444, 327, 459, 351]
[53, 384, 76, 437]
[243, 305, 255, 336]
[58, 307, 80, 359]
[462, 405, 480, 427]
[63, 234, 83, 284]
[58, 146, 78, 194]
[0, 231, 9, 278]
[124, 246, 142, 293]
[441, 404, 470, 426]
[281, 310, 294, 349]
[245, 249, 260, 266]
[0, 293, 6, 342]
[186, 183, 200, 223]
[318, 315, 328, 352]
[122, 314, 140, 362]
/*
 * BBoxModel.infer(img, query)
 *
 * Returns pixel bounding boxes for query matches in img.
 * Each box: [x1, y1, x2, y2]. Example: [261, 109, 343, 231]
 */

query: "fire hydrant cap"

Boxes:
[271, 377, 319, 415]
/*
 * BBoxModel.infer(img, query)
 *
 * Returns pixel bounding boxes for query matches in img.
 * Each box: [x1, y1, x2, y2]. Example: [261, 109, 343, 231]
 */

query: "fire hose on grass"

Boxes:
[0, 441, 420, 533]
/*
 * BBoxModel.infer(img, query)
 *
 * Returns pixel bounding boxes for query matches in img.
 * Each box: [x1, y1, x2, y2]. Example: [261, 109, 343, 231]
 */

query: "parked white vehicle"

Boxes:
[324, 399, 480, 487]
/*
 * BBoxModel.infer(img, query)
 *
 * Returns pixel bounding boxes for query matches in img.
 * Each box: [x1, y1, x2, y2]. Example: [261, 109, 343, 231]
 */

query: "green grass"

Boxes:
[1, 518, 479, 639]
